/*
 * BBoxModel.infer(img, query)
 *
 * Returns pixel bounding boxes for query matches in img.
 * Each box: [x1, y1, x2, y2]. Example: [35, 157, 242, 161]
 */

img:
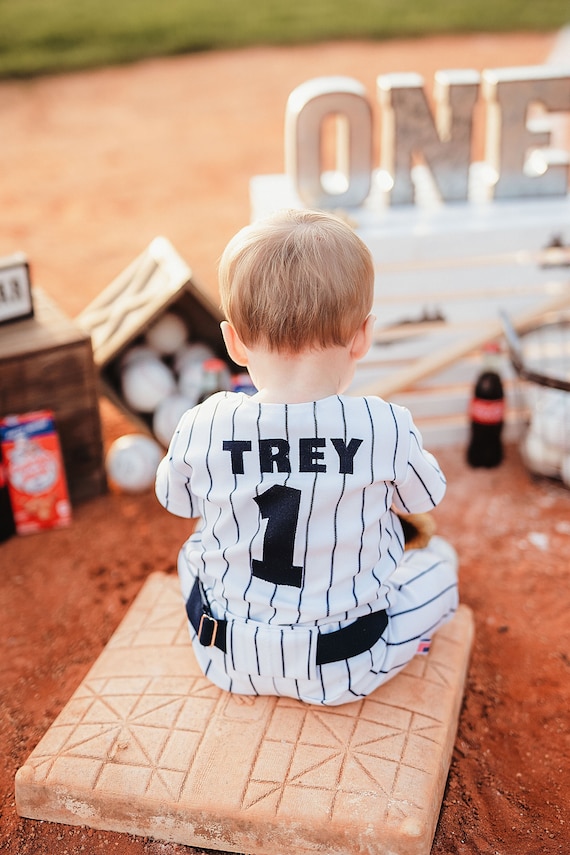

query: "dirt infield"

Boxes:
[1, 32, 569, 855]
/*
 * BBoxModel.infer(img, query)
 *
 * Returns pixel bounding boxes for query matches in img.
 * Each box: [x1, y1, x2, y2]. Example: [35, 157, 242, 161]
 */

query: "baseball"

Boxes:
[145, 312, 189, 356]
[105, 434, 163, 493]
[119, 344, 157, 369]
[174, 341, 215, 375]
[121, 356, 176, 413]
[178, 360, 205, 404]
[522, 430, 563, 477]
[530, 389, 569, 451]
[153, 393, 193, 447]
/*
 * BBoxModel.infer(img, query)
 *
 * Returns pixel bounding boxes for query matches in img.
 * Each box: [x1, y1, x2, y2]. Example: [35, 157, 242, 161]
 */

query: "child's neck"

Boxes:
[248, 345, 356, 404]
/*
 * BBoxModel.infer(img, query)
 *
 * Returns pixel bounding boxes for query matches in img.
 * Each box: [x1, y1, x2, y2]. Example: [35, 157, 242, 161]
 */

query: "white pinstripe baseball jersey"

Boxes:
[155, 391, 458, 705]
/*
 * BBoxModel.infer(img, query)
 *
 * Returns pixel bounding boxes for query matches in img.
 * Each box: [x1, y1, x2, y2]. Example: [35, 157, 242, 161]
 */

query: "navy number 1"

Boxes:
[252, 484, 303, 587]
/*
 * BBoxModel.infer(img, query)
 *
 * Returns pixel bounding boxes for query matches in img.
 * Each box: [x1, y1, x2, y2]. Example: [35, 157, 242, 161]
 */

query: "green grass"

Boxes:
[0, 0, 568, 78]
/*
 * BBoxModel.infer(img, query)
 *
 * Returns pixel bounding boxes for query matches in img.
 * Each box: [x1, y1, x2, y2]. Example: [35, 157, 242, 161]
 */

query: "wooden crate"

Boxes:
[76, 236, 238, 443]
[0, 289, 106, 504]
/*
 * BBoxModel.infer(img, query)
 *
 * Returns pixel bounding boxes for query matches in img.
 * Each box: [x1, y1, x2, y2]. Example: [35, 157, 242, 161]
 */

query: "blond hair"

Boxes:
[218, 209, 374, 353]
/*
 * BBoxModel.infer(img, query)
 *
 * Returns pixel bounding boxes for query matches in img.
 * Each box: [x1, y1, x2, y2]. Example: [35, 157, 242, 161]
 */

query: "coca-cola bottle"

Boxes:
[466, 343, 505, 468]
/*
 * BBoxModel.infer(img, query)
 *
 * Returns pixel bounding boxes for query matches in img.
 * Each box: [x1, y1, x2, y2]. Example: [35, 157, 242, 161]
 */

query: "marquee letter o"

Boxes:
[285, 76, 373, 209]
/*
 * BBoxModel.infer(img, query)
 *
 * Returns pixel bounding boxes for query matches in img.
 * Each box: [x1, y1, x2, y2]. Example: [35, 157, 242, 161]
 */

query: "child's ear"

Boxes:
[350, 314, 375, 361]
[221, 321, 249, 367]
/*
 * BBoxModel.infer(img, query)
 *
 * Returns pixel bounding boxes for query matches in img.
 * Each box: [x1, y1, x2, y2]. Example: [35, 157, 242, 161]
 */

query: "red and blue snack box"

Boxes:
[0, 410, 72, 534]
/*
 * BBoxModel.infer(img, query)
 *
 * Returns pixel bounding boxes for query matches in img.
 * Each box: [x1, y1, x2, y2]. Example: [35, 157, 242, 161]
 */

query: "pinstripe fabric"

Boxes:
[156, 391, 458, 705]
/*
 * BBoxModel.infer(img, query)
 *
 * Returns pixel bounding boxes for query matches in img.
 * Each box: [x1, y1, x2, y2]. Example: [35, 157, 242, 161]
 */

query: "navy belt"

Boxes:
[186, 577, 388, 666]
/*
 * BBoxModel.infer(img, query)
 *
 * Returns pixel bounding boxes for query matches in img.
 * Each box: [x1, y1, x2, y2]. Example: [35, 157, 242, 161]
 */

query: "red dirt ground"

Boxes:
[0, 33, 569, 855]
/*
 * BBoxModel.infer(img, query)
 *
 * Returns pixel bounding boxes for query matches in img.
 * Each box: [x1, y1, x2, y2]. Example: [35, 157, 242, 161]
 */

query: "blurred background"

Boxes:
[0, 0, 569, 78]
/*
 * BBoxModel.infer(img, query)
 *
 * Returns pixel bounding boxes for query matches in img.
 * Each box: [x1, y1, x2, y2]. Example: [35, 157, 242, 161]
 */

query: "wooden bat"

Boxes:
[354, 286, 570, 399]
[373, 243, 570, 274]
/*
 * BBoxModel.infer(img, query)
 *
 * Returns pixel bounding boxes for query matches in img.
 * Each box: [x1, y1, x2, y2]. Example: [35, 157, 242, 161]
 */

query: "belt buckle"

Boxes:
[198, 612, 218, 647]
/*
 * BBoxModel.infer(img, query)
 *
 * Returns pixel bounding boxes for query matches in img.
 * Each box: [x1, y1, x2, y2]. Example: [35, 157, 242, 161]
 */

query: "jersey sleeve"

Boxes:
[155, 412, 199, 519]
[391, 408, 447, 514]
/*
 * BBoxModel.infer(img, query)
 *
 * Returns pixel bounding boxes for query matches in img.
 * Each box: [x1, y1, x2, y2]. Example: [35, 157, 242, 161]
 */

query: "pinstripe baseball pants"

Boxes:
[178, 534, 458, 706]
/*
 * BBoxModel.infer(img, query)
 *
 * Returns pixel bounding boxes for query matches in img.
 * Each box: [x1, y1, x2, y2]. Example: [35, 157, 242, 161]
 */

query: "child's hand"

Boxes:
[397, 512, 436, 550]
